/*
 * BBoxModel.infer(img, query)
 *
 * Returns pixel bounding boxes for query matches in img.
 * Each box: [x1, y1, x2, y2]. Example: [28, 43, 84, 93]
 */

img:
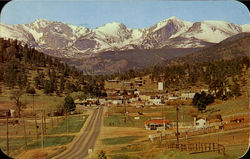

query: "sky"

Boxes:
[0, 0, 249, 29]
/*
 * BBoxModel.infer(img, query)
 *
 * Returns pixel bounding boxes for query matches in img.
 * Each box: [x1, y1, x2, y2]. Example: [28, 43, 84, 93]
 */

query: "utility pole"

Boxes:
[123, 97, 126, 124]
[43, 110, 46, 134]
[66, 112, 69, 134]
[162, 104, 165, 130]
[51, 115, 54, 128]
[32, 94, 34, 111]
[41, 111, 44, 151]
[6, 112, 9, 156]
[34, 112, 38, 139]
[176, 105, 179, 145]
[23, 117, 27, 150]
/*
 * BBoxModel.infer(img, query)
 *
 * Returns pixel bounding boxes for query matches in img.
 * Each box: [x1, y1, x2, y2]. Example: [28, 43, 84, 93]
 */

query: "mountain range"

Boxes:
[1, 16, 249, 58]
[0, 17, 249, 74]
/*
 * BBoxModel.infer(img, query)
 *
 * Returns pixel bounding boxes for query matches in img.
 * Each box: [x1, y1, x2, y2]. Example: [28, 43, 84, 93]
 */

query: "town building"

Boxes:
[144, 119, 170, 130]
[181, 92, 196, 100]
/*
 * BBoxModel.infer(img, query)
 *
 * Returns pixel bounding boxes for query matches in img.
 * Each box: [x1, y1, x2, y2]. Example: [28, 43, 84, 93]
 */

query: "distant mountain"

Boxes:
[164, 32, 250, 65]
[0, 17, 249, 58]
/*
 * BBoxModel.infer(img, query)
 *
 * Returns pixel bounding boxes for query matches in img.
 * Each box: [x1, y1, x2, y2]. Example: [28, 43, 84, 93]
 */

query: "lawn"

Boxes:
[47, 115, 88, 134]
[102, 136, 141, 145]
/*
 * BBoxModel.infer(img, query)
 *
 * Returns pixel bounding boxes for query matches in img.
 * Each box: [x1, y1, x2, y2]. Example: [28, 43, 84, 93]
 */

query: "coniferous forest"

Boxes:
[0, 38, 107, 97]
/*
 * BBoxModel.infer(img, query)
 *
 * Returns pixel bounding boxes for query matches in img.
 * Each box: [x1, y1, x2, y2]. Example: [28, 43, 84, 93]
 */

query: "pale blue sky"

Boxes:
[0, 0, 249, 29]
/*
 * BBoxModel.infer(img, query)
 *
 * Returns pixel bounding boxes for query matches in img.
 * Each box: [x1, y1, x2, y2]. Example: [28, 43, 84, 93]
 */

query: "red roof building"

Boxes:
[144, 119, 170, 130]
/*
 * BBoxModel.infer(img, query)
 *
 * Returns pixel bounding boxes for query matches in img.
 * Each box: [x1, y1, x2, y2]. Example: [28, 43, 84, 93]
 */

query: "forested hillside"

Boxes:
[110, 56, 249, 100]
[0, 38, 106, 97]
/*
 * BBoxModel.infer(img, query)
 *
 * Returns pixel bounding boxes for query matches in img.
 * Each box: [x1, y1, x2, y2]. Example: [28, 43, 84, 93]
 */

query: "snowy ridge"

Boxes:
[242, 24, 250, 32]
[0, 17, 250, 58]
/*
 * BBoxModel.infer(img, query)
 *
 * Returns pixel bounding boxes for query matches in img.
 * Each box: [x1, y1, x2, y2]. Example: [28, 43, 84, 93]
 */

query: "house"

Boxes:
[230, 117, 244, 123]
[181, 92, 196, 100]
[134, 77, 143, 87]
[0, 109, 10, 118]
[139, 95, 151, 101]
[168, 96, 179, 100]
[144, 119, 170, 130]
[112, 99, 123, 105]
[194, 117, 206, 129]
[99, 98, 106, 105]
[149, 98, 162, 105]
[201, 89, 209, 93]
[123, 82, 132, 86]
[106, 89, 119, 97]
[134, 89, 140, 95]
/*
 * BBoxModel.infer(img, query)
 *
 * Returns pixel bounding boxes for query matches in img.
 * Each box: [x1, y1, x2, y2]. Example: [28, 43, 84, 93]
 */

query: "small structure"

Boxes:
[206, 114, 222, 124]
[112, 99, 123, 105]
[123, 82, 132, 86]
[181, 92, 196, 100]
[135, 78, 143, 87]
[144, 119, 170, 130]
[230, 117, 244, 123]
[158, 82, 164, 91]
[168, 96, 179, 100]
[149, 98, 162, 105]
[194, 117, 206, 129]
[99, 98, 106, 105]
[0, 109, 10, 118]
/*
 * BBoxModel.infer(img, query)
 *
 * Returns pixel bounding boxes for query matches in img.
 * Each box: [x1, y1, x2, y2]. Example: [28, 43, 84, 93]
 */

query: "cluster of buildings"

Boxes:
[95, 77, 209, 107]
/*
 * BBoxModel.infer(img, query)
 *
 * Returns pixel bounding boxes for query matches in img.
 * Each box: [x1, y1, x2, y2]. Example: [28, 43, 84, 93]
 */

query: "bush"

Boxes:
[192, 91, 215, 113]
[98, 150, 107, 159]
[26, 86, 36, 94]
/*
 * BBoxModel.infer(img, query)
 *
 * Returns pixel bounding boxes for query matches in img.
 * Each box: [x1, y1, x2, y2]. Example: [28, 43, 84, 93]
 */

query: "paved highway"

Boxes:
[54, 106, 104, 159]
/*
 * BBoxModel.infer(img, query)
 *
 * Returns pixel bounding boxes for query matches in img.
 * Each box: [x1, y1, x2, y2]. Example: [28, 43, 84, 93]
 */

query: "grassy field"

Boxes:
[0, 137, 32, 155]
[203, 96, 249, 116]
[104, 115, 150, 127]
[108, 141, 248, 159]
[47, 115, 88, 134]
[26, 135, 74, 150]
[0, 94, 64, 110]
[102, 136, 141, 145]
[0, 114, 87, 158]
[104, 104, 195, 128]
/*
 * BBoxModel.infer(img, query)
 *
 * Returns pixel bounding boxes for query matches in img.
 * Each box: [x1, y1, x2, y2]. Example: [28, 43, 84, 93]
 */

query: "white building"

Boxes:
[194, 117, 206, 129]
[149, 98, 162, 105]
[158, 82, 164, 90]
[112, 100, 123, 105]
[168, 96, 179, 100]
[181, 92, 196, 100]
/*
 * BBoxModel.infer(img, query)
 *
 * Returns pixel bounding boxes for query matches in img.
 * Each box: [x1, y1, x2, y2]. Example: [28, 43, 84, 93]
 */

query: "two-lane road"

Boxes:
[54, 106, 104, 159]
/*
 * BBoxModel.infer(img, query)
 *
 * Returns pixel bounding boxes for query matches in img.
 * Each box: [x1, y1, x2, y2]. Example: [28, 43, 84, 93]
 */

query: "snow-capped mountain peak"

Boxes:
[0, 17, 249, 58]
